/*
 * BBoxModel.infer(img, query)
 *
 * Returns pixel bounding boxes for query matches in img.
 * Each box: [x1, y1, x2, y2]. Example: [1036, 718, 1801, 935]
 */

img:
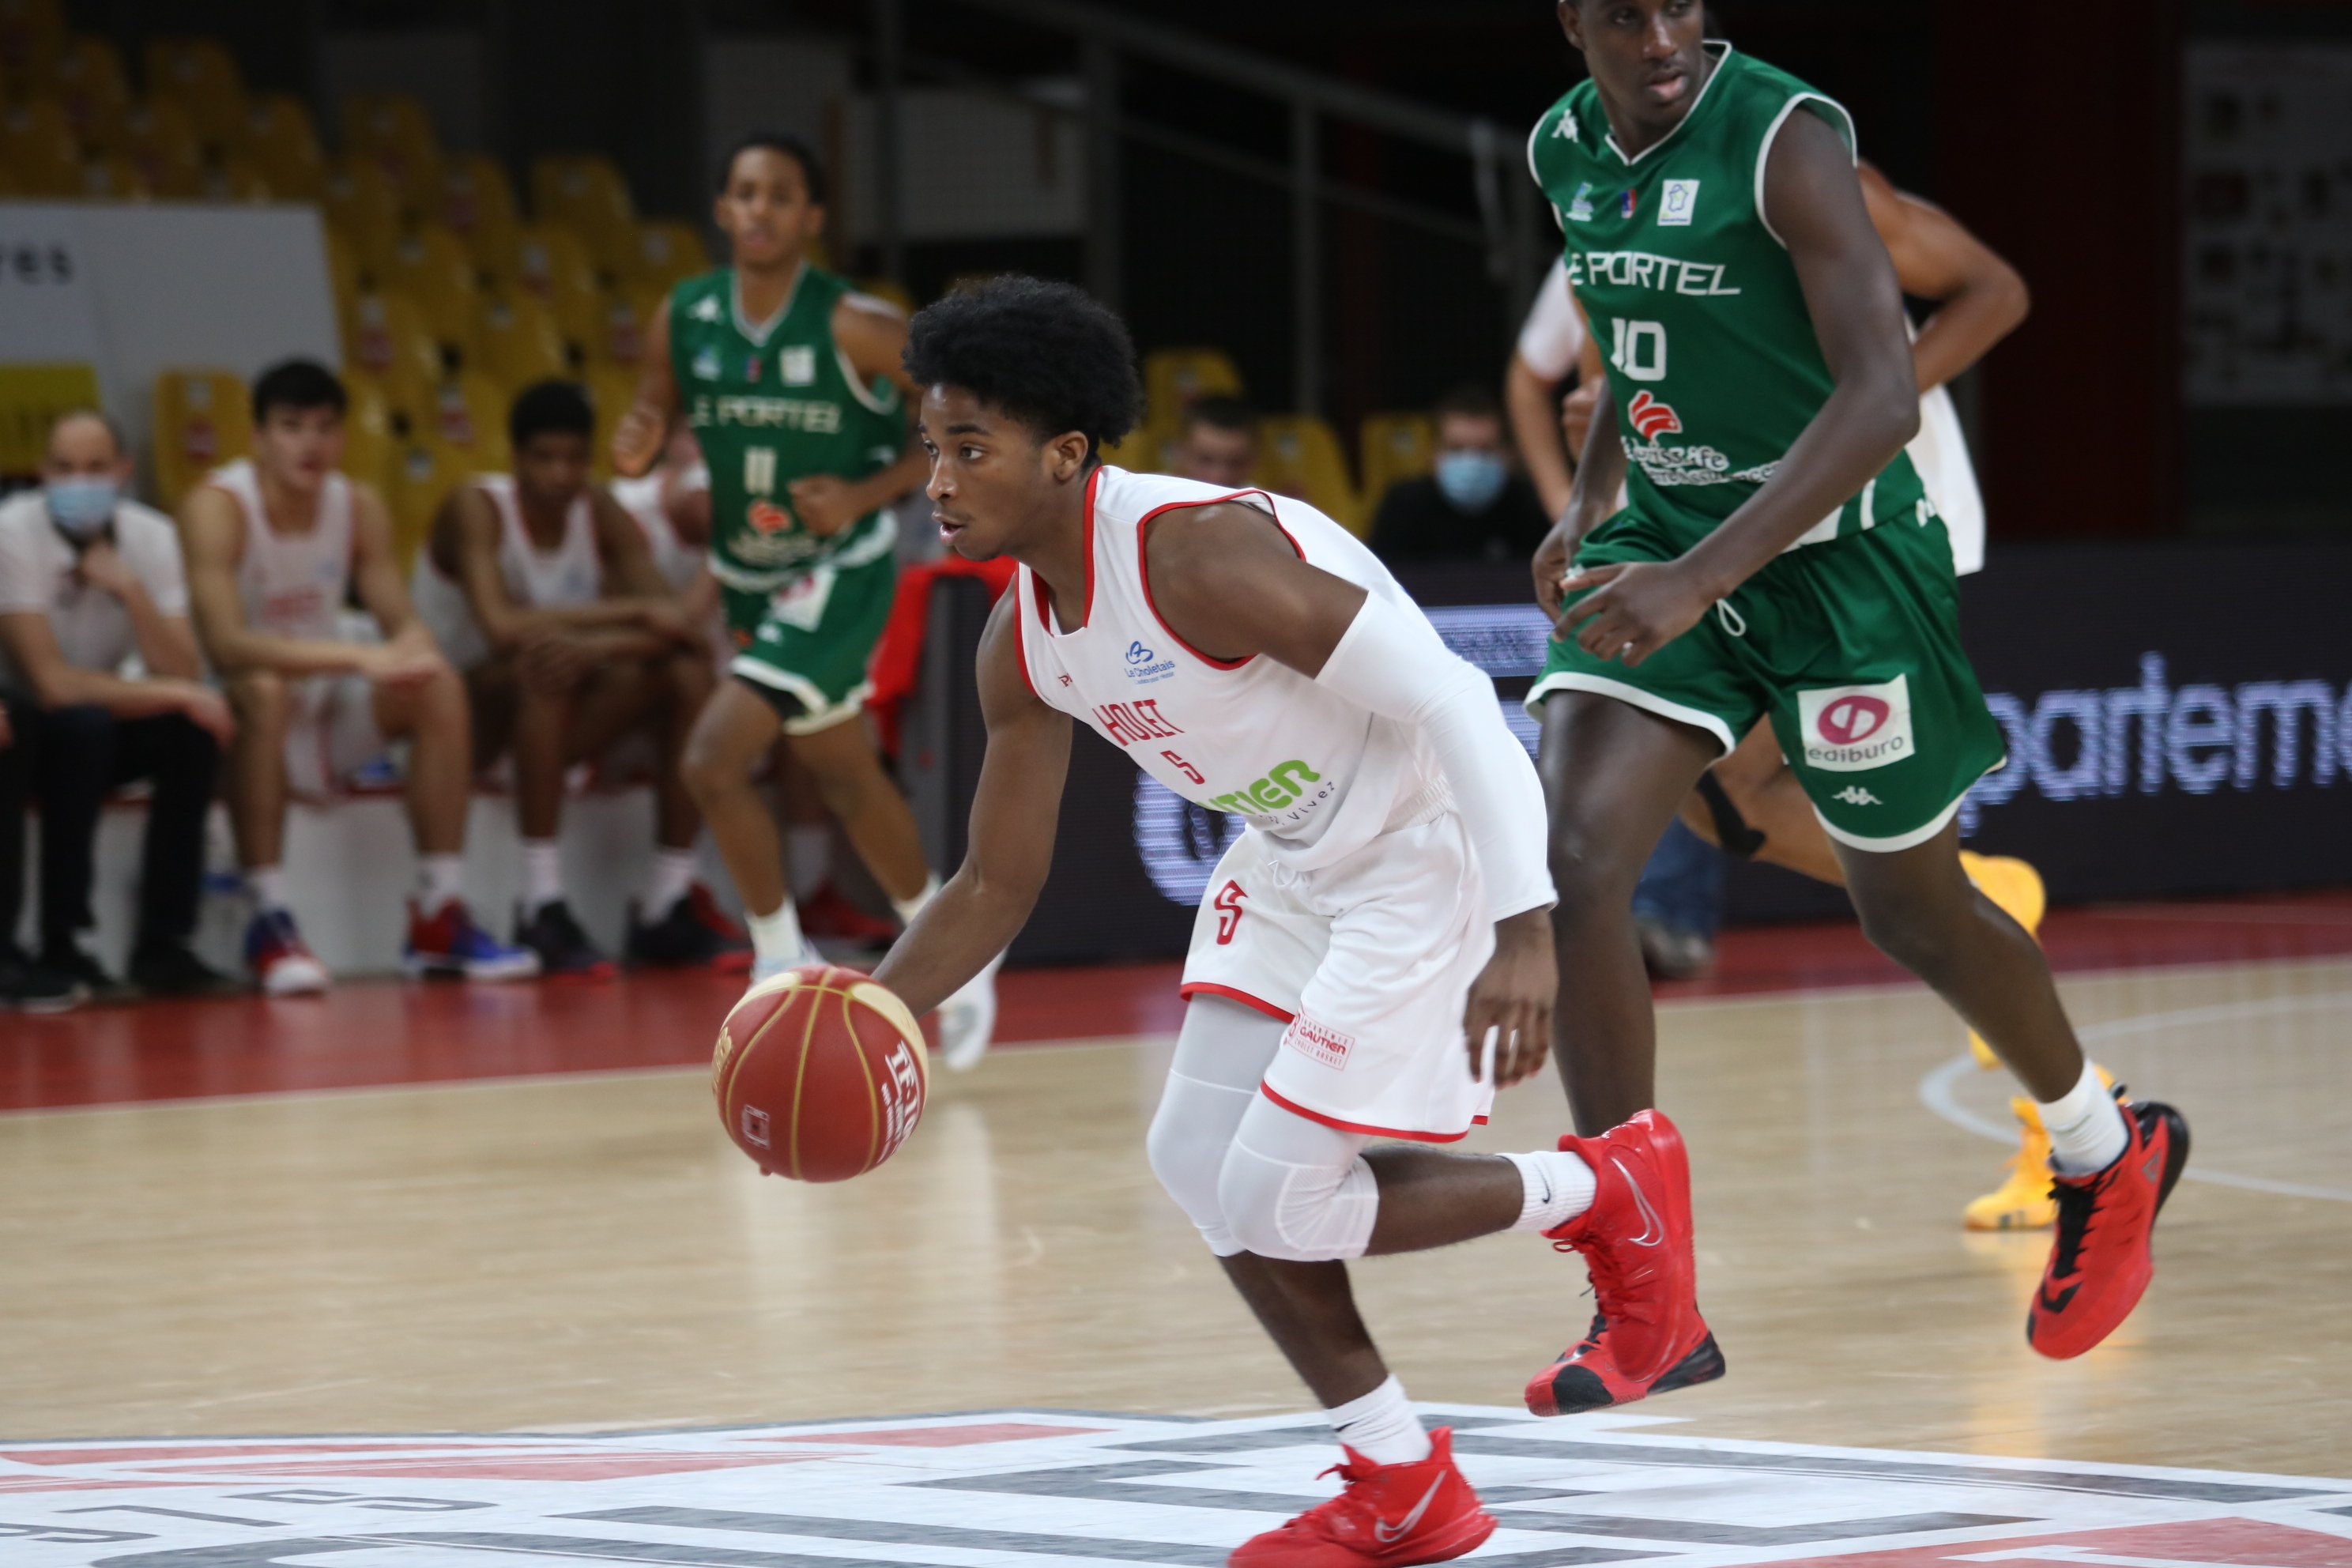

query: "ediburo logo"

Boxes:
[1628, 390, 1682, 440]
[1797, 675, 1914, 772]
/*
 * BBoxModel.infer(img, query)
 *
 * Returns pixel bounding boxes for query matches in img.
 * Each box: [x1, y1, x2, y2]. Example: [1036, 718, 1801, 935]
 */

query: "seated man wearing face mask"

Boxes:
[0, 410, 238, 1000]
[1367, 384, 1554, 564]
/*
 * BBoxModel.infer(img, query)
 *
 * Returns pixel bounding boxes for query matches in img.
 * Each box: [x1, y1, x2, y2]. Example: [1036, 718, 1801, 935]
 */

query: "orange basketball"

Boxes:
[712, 964, 929, 1182]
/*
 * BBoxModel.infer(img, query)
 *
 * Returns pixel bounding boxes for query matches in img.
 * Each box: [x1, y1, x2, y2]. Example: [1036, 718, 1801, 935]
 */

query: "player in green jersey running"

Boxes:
[1517, 0, 2187, 1413]
[615, 131, 999, 1065]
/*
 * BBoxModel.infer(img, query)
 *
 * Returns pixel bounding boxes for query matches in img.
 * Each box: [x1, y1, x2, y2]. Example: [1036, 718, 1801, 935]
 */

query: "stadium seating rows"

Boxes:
[3, 0, 1430, 548]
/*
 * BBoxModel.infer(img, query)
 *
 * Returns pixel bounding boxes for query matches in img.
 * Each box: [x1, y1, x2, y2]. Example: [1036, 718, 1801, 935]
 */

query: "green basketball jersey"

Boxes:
[668, 263, 906, 589]
[1530, 44, 1927, 548]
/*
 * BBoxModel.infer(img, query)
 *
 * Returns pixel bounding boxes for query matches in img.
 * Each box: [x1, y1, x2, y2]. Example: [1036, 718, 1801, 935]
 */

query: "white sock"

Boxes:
[2038, 1061, 2130, 1174]
[1502, 1148, 1597, 1231]
[890, 872, 942, 928]
[786, 826, 831, 894]
[643, 848, 698, 916]
[246, 865, 289, 914]
[416, 854, 467, 916]
[1325, 1374, 1430, 1467]
[521, 839, 564, 916]
[745, 899, 807, 965]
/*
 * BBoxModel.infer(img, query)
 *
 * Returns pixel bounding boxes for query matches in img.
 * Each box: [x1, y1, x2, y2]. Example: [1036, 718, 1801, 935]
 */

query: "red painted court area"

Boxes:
[6, 889, 2349, 1114]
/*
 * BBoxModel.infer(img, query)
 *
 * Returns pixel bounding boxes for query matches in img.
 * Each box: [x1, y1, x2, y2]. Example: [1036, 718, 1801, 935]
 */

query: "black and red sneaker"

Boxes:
[628, 884, 753, 973]
[2026, 1095, 2189, 1359]
[1228, 1427, 1494, 1568]
[1525, 1108, 1724, 1416]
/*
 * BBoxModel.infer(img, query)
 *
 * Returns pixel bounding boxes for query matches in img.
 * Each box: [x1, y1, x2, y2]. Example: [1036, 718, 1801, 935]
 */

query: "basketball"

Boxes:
[711, 964, 929, 1182]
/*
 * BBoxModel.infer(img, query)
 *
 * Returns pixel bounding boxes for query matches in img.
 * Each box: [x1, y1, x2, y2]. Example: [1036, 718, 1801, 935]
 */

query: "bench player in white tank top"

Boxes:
[411, 381, 735, 976]
[179, 360, 537, 993]
[862, 279, 1713, 1568]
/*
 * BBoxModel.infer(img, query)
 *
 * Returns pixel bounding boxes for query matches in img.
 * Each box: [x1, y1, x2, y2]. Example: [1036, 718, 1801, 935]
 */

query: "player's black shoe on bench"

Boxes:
[515, 899, 615, 981]
[2026, 1093, 2189, 1359]
[1228, 1427, 1494, 1568]
[1525, 1108, 1724, 1416]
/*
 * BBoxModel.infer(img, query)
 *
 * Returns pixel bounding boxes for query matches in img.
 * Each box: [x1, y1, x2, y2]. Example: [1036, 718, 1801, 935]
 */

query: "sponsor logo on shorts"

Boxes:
[1213, 880, 1246, 944]
[1799, 675, 1916, 772]
[1283, 1014, 1354, 1072]
[1208, 760, 1330, 820]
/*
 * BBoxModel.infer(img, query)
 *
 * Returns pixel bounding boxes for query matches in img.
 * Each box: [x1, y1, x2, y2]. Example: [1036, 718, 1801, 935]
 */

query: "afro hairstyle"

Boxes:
[902, 276, 1144, 460]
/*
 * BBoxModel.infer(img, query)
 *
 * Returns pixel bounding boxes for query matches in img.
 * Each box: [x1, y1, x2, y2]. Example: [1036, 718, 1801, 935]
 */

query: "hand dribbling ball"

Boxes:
[713, 964, 929, 1181]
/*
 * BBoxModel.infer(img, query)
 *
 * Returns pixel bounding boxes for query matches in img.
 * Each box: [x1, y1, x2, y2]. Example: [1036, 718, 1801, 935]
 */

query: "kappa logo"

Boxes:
[1834, 786, 1883, 806]
[690, 296, 722, 322]
[1552, 108, 1579, 141]
[1798, 675, 1916, 772]
[1627, 390, 1683, 439]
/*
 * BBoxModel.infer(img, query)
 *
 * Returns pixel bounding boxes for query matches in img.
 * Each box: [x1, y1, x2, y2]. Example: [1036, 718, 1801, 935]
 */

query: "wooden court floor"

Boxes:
[2, 944, 2348, 1480]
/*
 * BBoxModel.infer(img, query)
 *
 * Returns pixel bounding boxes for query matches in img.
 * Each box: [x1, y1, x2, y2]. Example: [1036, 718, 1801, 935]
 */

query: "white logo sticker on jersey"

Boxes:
[780, 345, 816, 386]
[1797, 675, 1914, 773]
[1282, 1014, 1355, 1072]
[1566, 180, 1596, 223]
[692, 347, 722, 381]
[1658, 179, 1700, 226]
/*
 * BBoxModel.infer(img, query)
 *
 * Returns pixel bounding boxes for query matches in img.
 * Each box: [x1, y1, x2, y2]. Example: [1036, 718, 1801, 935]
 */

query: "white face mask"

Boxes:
[45, 477, 119, 539]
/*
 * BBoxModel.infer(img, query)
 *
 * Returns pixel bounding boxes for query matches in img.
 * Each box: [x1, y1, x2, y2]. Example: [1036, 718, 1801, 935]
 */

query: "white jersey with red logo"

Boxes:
[207, 457, 352, 640]
[1012, 466, 1450, 878]
[409, 474, 601, 669]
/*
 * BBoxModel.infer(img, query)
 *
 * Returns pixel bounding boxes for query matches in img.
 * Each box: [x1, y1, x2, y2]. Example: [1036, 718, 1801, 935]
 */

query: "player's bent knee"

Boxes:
[225, 669, 287, 729]
[1216, 1104, 1378, 1263]
[1145, 1090, 1244, 1256]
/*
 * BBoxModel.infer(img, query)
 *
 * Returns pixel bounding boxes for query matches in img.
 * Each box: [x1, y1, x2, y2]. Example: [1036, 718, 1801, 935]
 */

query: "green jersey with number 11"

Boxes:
[668, 263, 905, 590]
[1529, 43, 1928, 550]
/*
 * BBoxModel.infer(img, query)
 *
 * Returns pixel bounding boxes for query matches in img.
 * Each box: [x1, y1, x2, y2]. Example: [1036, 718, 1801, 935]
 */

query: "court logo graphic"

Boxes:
[1628, 389, 1682, 439]
[1799, 674, 1914, 771]
[1659, 179, 1700, 225]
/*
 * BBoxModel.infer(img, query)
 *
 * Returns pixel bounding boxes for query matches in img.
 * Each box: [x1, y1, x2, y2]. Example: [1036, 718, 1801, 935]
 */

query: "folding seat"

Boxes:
[505, 222, 604, 356]
[530, 153, 635, 280]
[631, 218, 708, 294]
[51, 33, 127, 154]
[585, 289, 669, 371]
[143, 36, 247, 156]
[151, 368, 253, 510]
[383, 434, 465, 573]
[1254, 415, 1365, 536]
[1357, 412, 1435, 514]
[345, 290, 444, 410]
[582, 365, 643, 482]
[341, 90, 441, 217]
[338, 371, 398, 493]
[322, 156, 405, 276]
[1140, 346, 1246, 453]
[2, 96, 85, 196]
[379, 223, 483, 369]
[476, 292, 571, 389]
[0, 0, 65, 95]
[443, 153, 522, 276]
[122, 96, 205, 198]
[230, 92, 324, 202]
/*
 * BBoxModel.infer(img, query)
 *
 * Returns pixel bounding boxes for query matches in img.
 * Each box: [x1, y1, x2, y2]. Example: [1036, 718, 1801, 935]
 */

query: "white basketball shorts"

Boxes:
[284, 673, 390, 801]
[1178, 810, 1497, 1143]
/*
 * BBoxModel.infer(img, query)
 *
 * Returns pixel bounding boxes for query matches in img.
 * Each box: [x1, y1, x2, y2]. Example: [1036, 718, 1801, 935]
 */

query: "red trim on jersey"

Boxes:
[1009, 567, 1039, 698]
[1031, 466, 1104, 636]
[1257, 1081, 1483, 1143]
[1178, 982, 1295, 1023]
[1133, 489, 1305, 672]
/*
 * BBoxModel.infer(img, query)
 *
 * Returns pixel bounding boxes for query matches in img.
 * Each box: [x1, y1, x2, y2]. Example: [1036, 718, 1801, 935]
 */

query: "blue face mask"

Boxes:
[46, 477, 118, 539]
[1434, 450, 1508, 514]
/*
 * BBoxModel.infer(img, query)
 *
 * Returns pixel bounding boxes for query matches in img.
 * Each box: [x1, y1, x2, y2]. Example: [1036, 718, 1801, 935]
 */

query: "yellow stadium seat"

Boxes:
[586, 289, 668, 371]
[122, 97, 204, 198]
[383, 435, 466, 573]
[442, 153, 520, 262]
[52, 35, 128, 154]
[232, 92, 323, 202]
[1095, 426, 1165, 473]
[322, 157, 405, 276]
[1142, 347, 1245, 444]
[1253, 415, 1364, 535]
[632, 220, 709, 293]
[379, 224, 482, 368]
[504, 222, 603, 352]
[321, 223, 364, 312]
[423, 371, 512, 475]
[151, 368, 252, 511]
[1357, 412, 1435, 514]
[144, 36, 247, 153]
[2, 97, 85, 196]
[341, 91, 441, 215]
[338, 372, 398, 492]
[79, 152, 145, 198]
[530, 153, 635, 278]
[345, 290, 444, 408]
[200, 156, 272, 202]
[476, 292, 571, 388]
[581, 366, 642, 482]
[851, 276, 916, 316]
[0, 0, 65, 94]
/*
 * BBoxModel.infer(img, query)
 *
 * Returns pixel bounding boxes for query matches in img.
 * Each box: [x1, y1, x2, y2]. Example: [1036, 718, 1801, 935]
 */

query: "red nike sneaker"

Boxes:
[1230, 1427, 1493, 1568]
[1525, 1108, 1724, 1416]
[2026, 1095, 2189, 1359]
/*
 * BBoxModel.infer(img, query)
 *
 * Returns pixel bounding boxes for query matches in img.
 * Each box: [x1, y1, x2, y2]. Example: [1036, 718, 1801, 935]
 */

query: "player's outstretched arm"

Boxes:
[1562, 108, 1919, 667]
[872, 590, 1072, 1017]
[1858, 161, 2030, 394]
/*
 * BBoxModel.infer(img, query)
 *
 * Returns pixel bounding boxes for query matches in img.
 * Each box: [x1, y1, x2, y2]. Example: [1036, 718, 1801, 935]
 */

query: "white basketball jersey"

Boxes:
[410, 475, 602, 669]
[209, 458, 353, 641]
[1907, 383, 1984, 576]
[1013, 467, 1449, 876]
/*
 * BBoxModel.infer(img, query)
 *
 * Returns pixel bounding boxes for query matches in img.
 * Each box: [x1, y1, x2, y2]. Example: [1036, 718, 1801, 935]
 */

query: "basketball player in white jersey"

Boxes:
[182, 360, 537, 993]
[868, 277, 1709, 1568]
[413, 380, 741, 976]
[1510, 160, 2083, 1231]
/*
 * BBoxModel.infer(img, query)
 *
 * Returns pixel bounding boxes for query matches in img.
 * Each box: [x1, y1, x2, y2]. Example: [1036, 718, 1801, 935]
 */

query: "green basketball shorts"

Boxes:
[1527, 504, 2007, 852]
[722, 550, 897, 736]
